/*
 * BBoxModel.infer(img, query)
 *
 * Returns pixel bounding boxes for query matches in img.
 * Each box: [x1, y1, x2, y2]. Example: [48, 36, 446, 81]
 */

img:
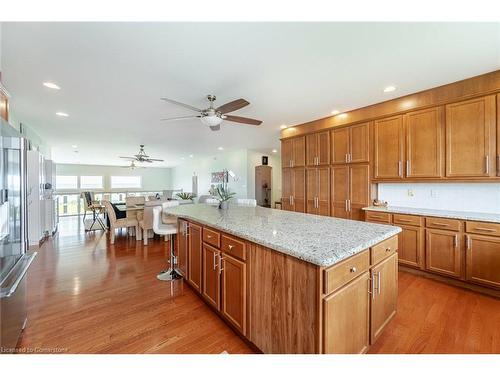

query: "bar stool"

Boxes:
[152, 205, 181, 281]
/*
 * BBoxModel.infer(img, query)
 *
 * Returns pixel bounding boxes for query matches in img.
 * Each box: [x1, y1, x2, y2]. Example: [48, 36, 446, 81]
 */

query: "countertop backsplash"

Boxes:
[377, 183, 500, 214]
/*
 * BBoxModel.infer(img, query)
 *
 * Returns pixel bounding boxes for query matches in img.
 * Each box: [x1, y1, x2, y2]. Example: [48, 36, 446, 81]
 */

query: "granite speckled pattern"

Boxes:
[363, 206, 500, 223]
[164, 204, 401, 267]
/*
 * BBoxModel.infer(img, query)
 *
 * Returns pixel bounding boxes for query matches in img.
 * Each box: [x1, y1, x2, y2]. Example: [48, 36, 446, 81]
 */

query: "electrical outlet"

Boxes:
[407, 189, 415, 197]
[430, 190, 438, 198]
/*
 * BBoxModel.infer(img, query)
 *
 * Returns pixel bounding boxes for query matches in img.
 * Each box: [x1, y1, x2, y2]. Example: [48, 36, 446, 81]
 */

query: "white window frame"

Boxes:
[80, 175, 104, 190]
[110, 175, 142, 189]
[55, 175, 78, 190]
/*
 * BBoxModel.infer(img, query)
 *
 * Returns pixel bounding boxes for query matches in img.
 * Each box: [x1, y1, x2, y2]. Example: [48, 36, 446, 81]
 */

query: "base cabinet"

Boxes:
[221, 254, 247, 335]
[370, 253, 398, 344]
[398, 226, 424, 269]
[188, 222, 203, 292]
[466, 234, 500, 289]
[202, 243, 221, 310]
[323, 272, 370, 354]
[425, 229, 462, 278]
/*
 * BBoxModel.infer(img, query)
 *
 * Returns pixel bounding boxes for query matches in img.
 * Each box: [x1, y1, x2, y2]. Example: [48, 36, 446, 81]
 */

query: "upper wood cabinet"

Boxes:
[306, 167, 330, 216]
[306, 131, 330, 166]
[281, 136, 306, 168]
[282, 139, 293, 168]
[445, 95, 496, 177]
[404, 107, 444, 178]
[281, 167, 306, 213]
[373, 116, 405, 179]
[188, 222, 203, 292]
[497, 93, 500, 176]
[331, 122, 370, 164]
[466, 234, 500, 289]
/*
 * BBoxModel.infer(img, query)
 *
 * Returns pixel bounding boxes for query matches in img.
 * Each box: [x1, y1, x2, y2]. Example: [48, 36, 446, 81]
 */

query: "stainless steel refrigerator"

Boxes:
[0, 118, 36, 351]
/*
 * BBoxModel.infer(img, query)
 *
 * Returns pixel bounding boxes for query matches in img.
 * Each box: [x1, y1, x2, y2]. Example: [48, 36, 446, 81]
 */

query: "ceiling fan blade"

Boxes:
[119, 156, 137, 160]
[160, 98, 203, 113]
[147, 158, 164, 162]
[216, 99, 249, 114]
[224, 115, 262, 126]
[160, 115, 201, 121]
[209, 125, 221, 131]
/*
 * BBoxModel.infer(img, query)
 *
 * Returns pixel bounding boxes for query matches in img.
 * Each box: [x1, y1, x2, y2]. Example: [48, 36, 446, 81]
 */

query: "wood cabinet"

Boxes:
[445, 95, 496, 177]
[497, 93, 500, 176]
[405, 106, 444, 178]
[425, 228, 462, 278]
[306, 167, 330, 216]
[323, 271, 370, 354]
[221, 254, 247, 335]
[370, 253, 398, 344]
[282, 136, 306, 168]
[331, 122, 370, 164]
[177, 219, 189, 277]
[187, 222, 203, 292]
[281, 167, 305, 213]
[306, 131, 330, 166]
[202, 243, 221, 310]
[373, 115, 405, 179]
[465, 234, 500, 289]
[397, 225, 424, 269]
[331, 164, 369, 221]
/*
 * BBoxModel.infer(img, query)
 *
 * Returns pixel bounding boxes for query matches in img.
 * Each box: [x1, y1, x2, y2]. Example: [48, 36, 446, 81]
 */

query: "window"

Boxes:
[56, 175, 78, 190]
[80, 175, 103, 189]
[110, 176, 142, 189]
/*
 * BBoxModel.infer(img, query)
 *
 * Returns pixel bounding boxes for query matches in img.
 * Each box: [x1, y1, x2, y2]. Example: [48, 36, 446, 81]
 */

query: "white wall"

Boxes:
[246, 149, 282, 205]
[55, 163, 172, 192]
[170, 150, 249, 198]
[378, 183, 500, 214]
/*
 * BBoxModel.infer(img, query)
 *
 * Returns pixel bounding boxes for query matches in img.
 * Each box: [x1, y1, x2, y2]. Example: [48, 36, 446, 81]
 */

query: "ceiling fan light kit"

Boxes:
[119, 145, 164, 164]
[160, 94, 262, 131]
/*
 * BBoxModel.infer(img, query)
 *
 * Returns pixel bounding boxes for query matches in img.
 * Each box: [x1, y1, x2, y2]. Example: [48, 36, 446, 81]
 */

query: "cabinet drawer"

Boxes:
[466, 221, 500, 237]
[426, 217, 462, 231]
[393, 214, 423, 227]
[324, 250, 370, 295]
[221, 234, 246, 261]
[365, 211, 391, 224]
[203, 227, 220, 248]
[371, 235, 398, 265]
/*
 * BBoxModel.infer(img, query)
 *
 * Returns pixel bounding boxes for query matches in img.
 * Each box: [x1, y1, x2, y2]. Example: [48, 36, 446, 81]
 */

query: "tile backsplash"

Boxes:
[377, 183, 500, 214]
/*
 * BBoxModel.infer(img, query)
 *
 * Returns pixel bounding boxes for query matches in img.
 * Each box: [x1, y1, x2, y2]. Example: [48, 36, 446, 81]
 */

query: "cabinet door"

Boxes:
[292, 136, 306, 167]
[202, 244, 221, 309]
[317, 131, 330, 165]
[221, 254, 247, 335]
[331, 165, 349, 219]
[331, 127, 349, 164]
[445, 96, 495, 177]
[373, 115, 404, 179]
[323, 272, 370, 354]
[317, 167, 330, 216]
[281, 168, 293, 211]
[405, 107, 444, 178]
[349, 164, 369, 221]
[398, 225, 424, 269]
[281, 139, 293, 168]
[177, 219, 189, 277]
[425, 229, 462, 278]
[497, 94, 500, 176]
[306, 134, 317, 166]
[349, 122, 370, 163]
[371, 253, 398, 344]
[292, 167, 306, 213]
[188, 222, 203, 292]
[306, 168, 317, 214]
[466, 234, 500, 289]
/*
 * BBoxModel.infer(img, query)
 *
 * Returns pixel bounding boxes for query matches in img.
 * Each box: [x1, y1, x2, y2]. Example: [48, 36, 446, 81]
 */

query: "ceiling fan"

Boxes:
[119, 145, 164, 163]
[121, 160, 144, 170]
[160, 94, 262, 131]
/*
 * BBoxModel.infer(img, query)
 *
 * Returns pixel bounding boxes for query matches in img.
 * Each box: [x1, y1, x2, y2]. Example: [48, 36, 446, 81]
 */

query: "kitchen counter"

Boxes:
[363, 206, 500, 223]
[164, 204, 401, 267]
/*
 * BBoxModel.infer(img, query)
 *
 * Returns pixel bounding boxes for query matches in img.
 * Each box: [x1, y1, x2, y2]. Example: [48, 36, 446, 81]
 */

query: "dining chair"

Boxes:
[126, 196, 145, 236]
[138, 200, 165, 245]
[81, 191, 104, 224]
[102, 200, 141, 244]
[152, 206, 181, 281]
[236, 198, 257, 207]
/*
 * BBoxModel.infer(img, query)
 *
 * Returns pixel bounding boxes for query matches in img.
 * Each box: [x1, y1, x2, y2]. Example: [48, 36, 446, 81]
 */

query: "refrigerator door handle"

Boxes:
[0, 252, 37, 299]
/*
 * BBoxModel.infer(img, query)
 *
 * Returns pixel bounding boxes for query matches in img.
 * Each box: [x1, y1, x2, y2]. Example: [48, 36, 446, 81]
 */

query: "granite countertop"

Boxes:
[163, 204, 401, 267]
[363, 206, 500, 223]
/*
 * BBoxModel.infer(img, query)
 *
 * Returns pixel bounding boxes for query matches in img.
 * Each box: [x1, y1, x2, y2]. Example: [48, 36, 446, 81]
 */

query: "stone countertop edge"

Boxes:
[164, 206, 402, 268]
[363, 206, 500, 224]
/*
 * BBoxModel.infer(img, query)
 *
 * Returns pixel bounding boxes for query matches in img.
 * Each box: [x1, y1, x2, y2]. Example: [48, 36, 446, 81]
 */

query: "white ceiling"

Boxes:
[2, 22, 499, 167]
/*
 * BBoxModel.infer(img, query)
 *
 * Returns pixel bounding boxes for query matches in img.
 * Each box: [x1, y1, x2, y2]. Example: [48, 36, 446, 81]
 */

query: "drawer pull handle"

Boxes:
[350, 267, 357, 273]
[398, 219, 412, 223]
[432, 222, 449, 227]
[228, 244, 234, 250]
[370, 215, 384, 219]
[474, 227, 496, 232]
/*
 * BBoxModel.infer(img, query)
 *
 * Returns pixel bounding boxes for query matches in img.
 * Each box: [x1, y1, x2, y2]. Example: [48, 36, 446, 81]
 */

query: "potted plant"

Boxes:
[176, 192, 196, 201]
[215, 186, 235, 210]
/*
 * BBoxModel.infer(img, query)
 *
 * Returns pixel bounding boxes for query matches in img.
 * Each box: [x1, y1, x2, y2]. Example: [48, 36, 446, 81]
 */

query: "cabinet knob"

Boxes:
[386, 247, 391, 252]
[228, 244, 234, 250]
[350, 267, 357, 273]
[207, 234, 212, 239]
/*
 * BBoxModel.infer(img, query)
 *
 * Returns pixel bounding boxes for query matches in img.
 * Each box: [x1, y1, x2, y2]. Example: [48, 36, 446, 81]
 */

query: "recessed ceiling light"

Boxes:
[331, 110, 340, 115]
[189, 154, 194, 158]
[383, 86, 396, 93]
[71, 145, 77, 148]
[43, 82, 61, 90]
[338, 113, 348, 119]
[218, 146, 224, 151]
[280, 125, 288, 129]
[272, 149, 277, 153]
[56, 112, 69, 117]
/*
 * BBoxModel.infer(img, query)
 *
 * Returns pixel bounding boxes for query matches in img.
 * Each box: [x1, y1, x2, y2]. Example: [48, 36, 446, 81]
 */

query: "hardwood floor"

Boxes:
[18, 217, 500, 354]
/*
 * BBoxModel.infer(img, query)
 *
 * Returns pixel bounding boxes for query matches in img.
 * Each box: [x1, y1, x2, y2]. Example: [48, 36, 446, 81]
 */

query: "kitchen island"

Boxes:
[164, 204, 401, 354]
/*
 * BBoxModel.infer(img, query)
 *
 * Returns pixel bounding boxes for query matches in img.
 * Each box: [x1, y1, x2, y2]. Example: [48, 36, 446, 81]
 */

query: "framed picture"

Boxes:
[211, 171, 226, 183]
[262, 156, 268, 165]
